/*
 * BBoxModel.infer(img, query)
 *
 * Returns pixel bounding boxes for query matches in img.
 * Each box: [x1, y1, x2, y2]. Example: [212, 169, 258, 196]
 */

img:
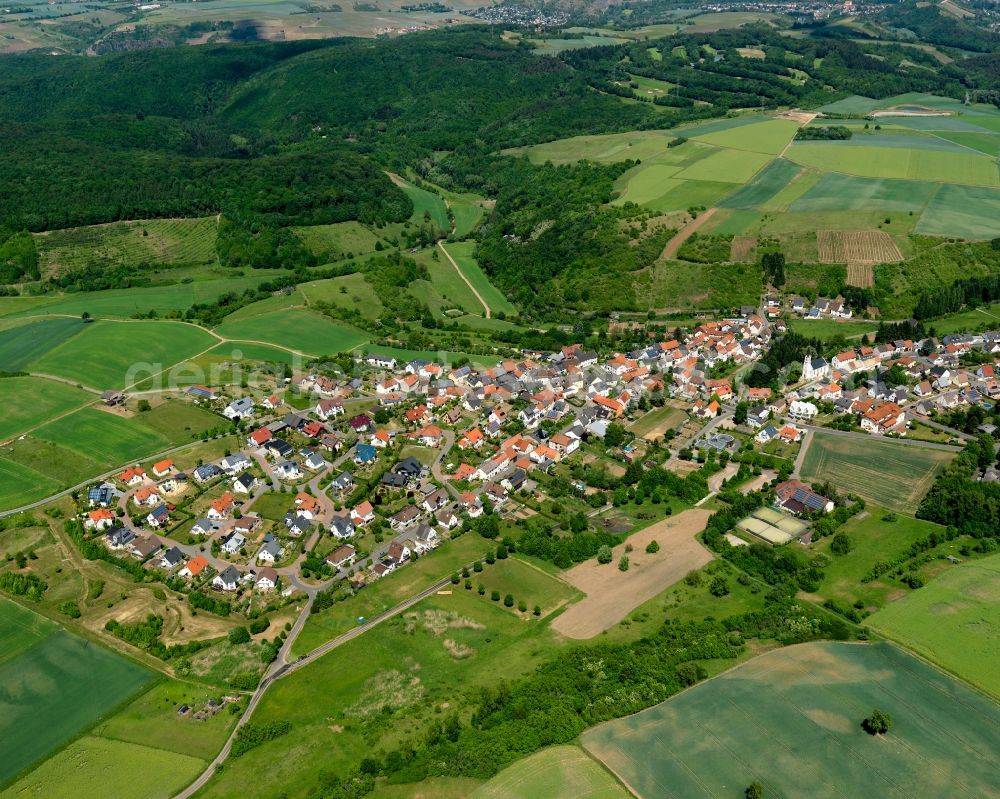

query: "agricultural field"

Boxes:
[816, 230, 903, 264]
[799, 433, 953, 513]
[0, 317, 87, 372]
[0, 601, 154, 785]
[786, 141, 1000, 187]
[582, 642, 1000, 799]
[34, 217, 219, 275]
[214, 309, 369, 357]
[31, 407, 172, 469]
[868, 553, 1000, 698]
[393, 177, 451, 232]
[552, 509, 713, 639]
[27, 319, 217, 389]
[0, 377, 94, 440]
[0, 737, 205, 799]
[471, 745, 630, 799]
[914, 183, 1000, 238]
[0, 455, 64, 510]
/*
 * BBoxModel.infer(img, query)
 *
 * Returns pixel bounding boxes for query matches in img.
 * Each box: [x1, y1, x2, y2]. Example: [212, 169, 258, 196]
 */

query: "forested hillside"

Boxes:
[4, 23, 1000, 318]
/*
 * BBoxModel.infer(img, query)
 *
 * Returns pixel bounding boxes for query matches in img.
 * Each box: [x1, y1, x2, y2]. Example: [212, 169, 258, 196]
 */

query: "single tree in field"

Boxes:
[746, 781, 764, 799]
[646, 540, 660, 554]
[596, 545, 613, 564]
[618, 554, 630, 572]
[862, 709, 892, 736]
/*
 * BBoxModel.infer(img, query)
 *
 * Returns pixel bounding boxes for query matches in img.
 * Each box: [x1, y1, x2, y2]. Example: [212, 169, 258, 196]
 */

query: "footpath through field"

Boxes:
[437, 241, 491, 318]
[659, 207, 717, 260]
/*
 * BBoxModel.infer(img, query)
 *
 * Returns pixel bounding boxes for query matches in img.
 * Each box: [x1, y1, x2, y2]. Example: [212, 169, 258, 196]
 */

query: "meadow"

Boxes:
[0, 377, 94, 440]
[799, 433, 953, 513]
[636, 260, 763, 311]
[0, 736, 205, 799]
[582, 641, 1000, 799]
[396, 178, 451, 232]
[0, 602, 153, 785]
[7, 274, 287, 320]
[439, 241, 517, 316]
[811, 507, 950, 609]
[472, 556, 580, 619]
[868, 553, 1000, 698]
[27, 319, 217, 389]
[293, 221, 382, 260]
[214, 309, 369, 357]
[471, 745, 630, 799]
[200, 588, 566, 799]
[786, 141, 1000, 186]
[292, 533, 487, 655]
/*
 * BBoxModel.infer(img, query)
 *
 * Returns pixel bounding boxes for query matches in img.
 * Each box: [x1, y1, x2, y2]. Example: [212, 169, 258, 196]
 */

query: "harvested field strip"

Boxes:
[552, 508, 712, 639]
[847, 261, 874, 288]
[816, 230, 903, 264]
[582, 642, 1000, 799]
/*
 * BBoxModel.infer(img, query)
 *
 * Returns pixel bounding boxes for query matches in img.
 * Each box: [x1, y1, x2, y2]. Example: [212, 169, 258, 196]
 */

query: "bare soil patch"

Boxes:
[552, 508, 714, 639]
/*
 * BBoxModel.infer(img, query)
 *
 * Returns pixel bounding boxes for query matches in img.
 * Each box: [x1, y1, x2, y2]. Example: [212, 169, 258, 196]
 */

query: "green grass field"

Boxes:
[789, 172, 938, 213]
[28, 319, 216, 389]
[32, 407, 171, 469]
[787, 141, 1000, 186]
[136, 401, 224, 441]
[0, 455, 63, 510]
[812, 507, 949, 609]
[300, 274, 384, 319]
[787, 318, 877, 341]
[0, 736, 205, 799]
[689, 118, 799, 155]
[8, 275, 284, 320]
[214, 309, 369, 356]
[294, 221, 382, 260]
[628, 406, 686, 438]
[915, 183, 1000, 238]
[582, 641, 1000, 799]
[0, 597, 57, 666]
[34, 217, 218, 275]
[719, 158, 801, 210]
[0, 318, 87, 372]
[398, 179, 451, 232]
[799, 433, 953, 513]
[0, 377, 94, 440]
[0, 604, 153, 785]
[868, 553, 1000, 698]
[472, 556, 580, 619]
[471, 745, 630, 799]
[674, 148, 772, 184]
[440, 242, 516, 316]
